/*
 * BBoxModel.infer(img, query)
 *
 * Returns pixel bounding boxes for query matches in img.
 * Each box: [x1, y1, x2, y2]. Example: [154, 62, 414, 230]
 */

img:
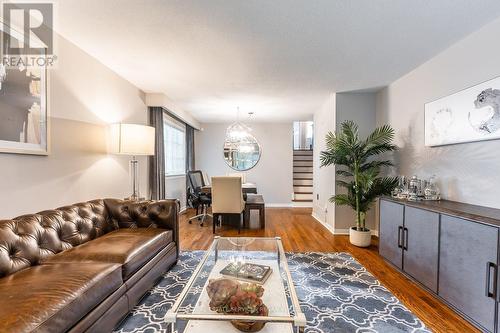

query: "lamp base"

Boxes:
[129, 157, 141, 201]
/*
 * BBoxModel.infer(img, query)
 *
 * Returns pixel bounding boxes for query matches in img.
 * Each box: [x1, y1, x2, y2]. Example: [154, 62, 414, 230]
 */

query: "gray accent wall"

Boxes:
[335, 92, 377, 231]
[376, 15, 500, 209]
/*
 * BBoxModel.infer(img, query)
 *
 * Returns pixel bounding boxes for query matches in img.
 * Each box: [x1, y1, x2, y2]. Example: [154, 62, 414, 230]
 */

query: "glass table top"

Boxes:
[166, 237, 305, 333]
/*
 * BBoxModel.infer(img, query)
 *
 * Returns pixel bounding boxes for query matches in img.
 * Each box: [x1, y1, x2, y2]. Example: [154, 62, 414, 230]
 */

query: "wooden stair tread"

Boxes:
[292, 199, 313, 202]
[294, 191, 313, 194]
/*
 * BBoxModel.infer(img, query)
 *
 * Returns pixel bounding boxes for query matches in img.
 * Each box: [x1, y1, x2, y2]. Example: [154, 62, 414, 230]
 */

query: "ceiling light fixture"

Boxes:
[226, 107, 253, 143]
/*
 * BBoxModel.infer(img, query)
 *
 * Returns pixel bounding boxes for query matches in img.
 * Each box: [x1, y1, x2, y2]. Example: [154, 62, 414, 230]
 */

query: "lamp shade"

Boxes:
[109, 123, 155, 156]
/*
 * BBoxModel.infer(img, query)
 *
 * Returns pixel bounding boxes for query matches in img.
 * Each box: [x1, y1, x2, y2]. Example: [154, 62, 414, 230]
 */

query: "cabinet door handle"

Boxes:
[496, 263, 500, 302]
[397, 226, 403, 248]
[493, 262, 498, 300]
[485, 262, 497, 299]
[403, 227, 408, 251]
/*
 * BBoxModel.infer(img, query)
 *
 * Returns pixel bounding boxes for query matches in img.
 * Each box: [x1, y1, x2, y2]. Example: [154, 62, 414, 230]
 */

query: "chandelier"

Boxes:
[225, 108, 253, 143]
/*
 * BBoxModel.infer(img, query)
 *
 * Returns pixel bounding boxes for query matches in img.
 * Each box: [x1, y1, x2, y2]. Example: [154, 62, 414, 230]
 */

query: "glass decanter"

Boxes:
[408, 175, 420, 201]
[424, 175, 441, 201]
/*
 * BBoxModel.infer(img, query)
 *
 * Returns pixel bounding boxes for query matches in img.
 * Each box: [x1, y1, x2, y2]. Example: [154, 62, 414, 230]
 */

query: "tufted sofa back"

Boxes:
[0, 200, 113, 278]
[0, 198, 179, 279]
[104, 198, 178, 230]
[103, 198, 180, 258]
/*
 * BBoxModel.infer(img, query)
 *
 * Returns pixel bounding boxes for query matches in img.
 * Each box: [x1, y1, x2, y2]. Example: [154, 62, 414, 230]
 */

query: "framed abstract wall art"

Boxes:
[425, 76, 500, 147]
[0, 24, 49, 155]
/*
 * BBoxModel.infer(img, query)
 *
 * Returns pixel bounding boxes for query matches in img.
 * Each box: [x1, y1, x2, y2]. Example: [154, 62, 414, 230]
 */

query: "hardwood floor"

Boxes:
[179, 207, 478, 333]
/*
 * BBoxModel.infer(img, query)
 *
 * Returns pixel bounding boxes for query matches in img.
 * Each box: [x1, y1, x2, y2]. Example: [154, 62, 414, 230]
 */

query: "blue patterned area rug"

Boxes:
[114, 251, 430, 333]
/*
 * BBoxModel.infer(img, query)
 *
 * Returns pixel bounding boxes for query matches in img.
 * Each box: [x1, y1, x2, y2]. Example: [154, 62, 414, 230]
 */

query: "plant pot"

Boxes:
[349, 226, 372, 247]
[230, 305, 269, 332]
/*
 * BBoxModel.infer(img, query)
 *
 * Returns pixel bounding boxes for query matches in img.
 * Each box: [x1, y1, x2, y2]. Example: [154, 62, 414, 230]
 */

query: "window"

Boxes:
[164, 115, 186, 176]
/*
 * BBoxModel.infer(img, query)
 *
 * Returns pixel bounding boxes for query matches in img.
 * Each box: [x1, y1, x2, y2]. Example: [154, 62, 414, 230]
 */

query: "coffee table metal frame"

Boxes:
[165, 236, 306, 333]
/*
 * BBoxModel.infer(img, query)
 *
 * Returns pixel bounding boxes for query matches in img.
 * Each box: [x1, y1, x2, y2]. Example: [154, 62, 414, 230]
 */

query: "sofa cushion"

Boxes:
[0, 262, 122, 333]
[44, 228, 172, 280]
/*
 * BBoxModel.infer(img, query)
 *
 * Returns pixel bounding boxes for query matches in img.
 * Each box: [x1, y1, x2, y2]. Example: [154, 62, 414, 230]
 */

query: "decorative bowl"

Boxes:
[206, 278, 268, 332]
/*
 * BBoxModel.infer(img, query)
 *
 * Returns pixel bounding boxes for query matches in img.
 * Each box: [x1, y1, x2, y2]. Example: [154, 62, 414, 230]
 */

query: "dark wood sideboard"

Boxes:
[379, 197, 500, 333]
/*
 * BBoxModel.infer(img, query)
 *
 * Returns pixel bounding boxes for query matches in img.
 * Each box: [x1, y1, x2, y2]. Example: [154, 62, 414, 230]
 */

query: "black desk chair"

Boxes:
[187, 170, 212, 226]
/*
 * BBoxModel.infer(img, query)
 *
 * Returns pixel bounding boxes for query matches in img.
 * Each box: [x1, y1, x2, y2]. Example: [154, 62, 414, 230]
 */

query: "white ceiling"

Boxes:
[54, 0, 500, 122]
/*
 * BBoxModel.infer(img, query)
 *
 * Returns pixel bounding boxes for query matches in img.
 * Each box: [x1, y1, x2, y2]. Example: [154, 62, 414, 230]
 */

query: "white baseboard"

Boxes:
[311, 211, 324, 224]
[311, 212, 334, 234]
[332, 228, 379, 236]
[291, 201, 313, 208]
[265, 203, 293, 208]
[310, 213, 379, 236]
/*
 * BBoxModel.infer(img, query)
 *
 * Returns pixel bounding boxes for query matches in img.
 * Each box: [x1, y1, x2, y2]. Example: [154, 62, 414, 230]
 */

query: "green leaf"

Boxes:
[329, 194, 356, 210]
[360, 160, 393, 171]
[320, 120, 398, 220]
[365, 124, 395, 147]
[364, 143, 397, 158]
[341, 120, 359, 145]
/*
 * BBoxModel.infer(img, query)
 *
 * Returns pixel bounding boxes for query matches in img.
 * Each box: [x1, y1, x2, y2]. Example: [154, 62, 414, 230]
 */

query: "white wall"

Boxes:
[376, 15, 500, 209]
[0, 34, 148, 219]
[195, 122, 293, 205]
[335, 92, 377, 231]
[312, 94, 336, 230]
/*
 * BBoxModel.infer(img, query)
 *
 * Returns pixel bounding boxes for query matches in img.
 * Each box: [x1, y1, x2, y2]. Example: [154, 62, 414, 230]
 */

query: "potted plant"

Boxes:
[320, 120, 398, 247]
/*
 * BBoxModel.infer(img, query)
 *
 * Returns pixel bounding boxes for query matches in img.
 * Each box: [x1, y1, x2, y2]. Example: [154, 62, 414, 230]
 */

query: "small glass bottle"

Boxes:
[397, 176, 408, 199]
[408, 175, 420, 201]
[424, 175, 441, 201]
[392, 176, 403, 198]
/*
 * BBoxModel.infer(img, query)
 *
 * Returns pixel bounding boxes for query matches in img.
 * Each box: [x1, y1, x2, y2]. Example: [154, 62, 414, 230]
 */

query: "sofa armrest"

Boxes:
[104, 198, 180, 256]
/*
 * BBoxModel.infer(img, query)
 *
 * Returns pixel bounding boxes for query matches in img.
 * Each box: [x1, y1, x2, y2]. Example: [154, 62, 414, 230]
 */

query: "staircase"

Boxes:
[293, 150, 313, 205]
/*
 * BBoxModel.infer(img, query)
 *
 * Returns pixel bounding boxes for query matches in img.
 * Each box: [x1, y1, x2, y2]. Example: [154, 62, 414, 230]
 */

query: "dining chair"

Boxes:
[226, 172, 247, 184]
[187, 170, 212, 226]
[211, 176, 245, 234]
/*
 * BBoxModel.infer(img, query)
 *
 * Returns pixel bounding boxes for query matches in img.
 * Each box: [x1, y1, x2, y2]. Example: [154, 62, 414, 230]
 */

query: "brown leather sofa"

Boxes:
[0, 198, 179, 333]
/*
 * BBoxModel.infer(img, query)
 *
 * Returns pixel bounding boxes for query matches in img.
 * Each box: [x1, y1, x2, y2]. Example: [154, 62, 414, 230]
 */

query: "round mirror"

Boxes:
[223, 135, 261, 171]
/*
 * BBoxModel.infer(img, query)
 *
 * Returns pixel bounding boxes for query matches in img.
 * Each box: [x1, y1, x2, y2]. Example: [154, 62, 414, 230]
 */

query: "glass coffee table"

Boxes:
[165, 237, 306, 333]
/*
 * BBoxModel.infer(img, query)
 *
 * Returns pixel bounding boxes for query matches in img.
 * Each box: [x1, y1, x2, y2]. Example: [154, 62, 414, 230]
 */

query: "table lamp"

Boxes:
[110, 123, 155, 200]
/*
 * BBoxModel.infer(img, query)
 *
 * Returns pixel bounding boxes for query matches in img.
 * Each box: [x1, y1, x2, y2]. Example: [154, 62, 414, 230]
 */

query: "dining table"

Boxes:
[200, 182, 258, 194]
